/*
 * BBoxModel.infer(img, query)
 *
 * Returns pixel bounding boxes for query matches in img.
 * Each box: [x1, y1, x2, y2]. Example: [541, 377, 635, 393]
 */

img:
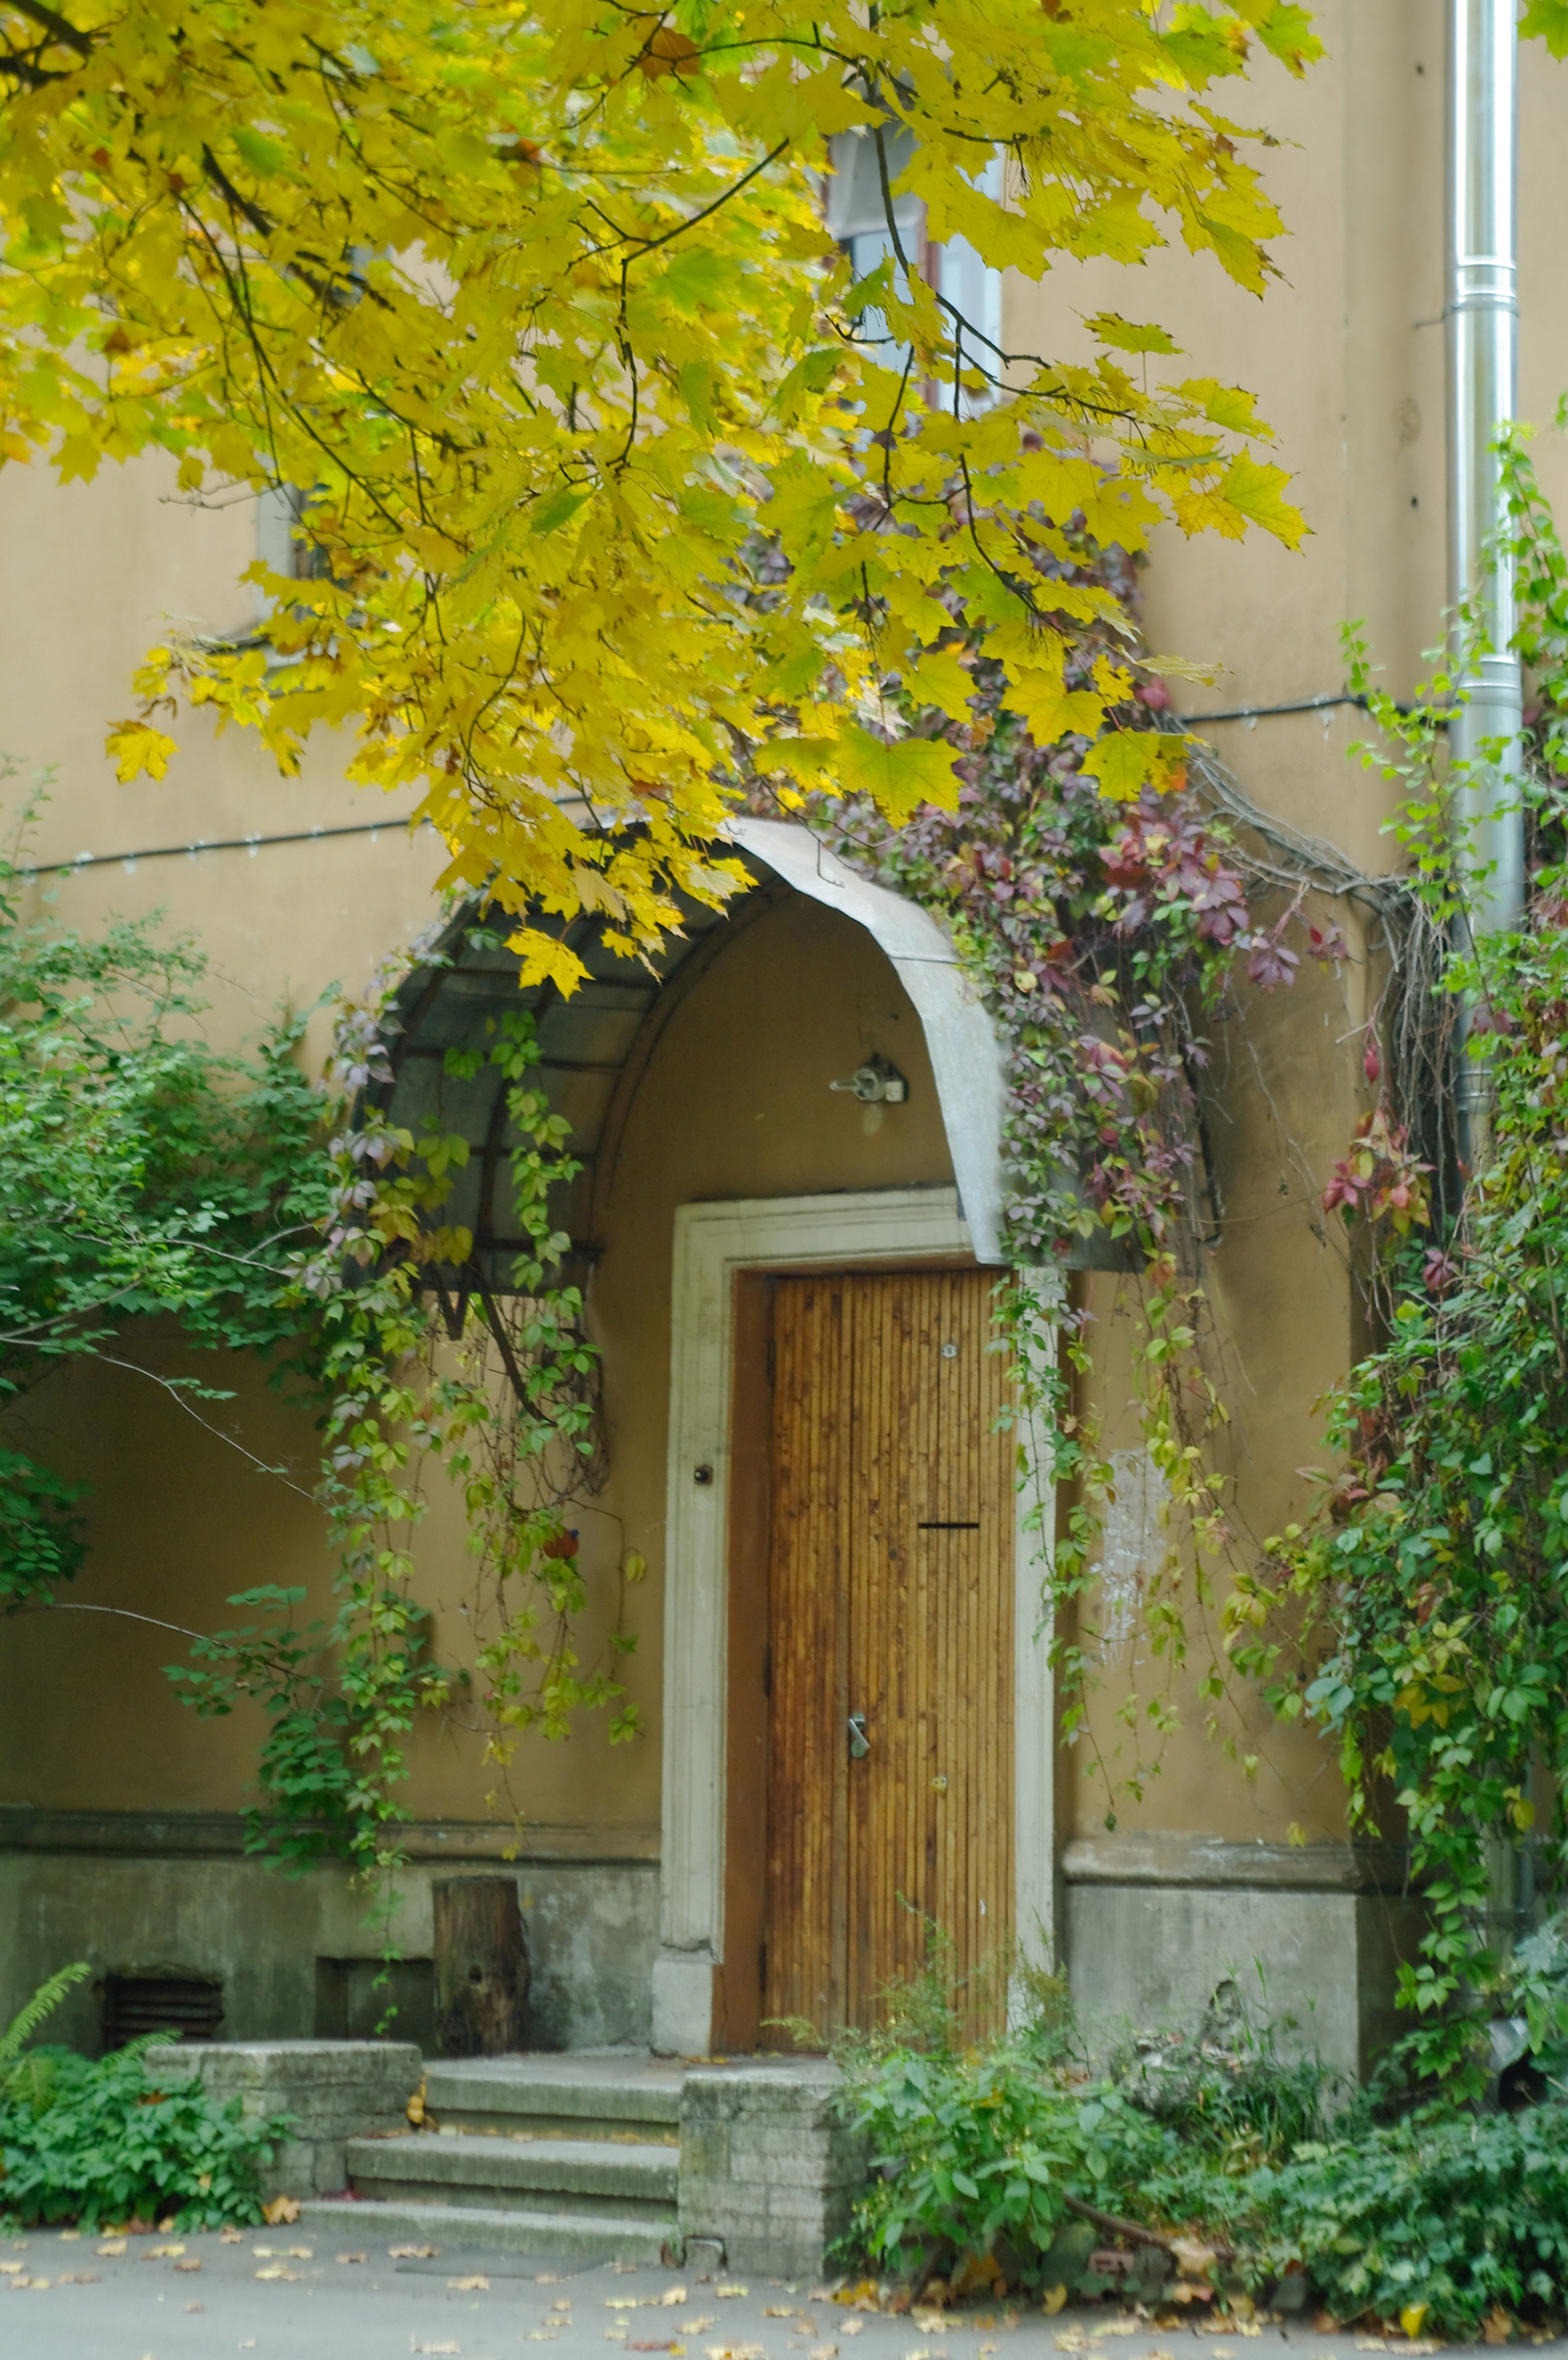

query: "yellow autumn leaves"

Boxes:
[0, 0, 1318, 982]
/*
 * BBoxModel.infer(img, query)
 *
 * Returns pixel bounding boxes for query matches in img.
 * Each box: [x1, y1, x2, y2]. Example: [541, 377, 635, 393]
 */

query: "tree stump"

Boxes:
[432, 1877, 530, 2056]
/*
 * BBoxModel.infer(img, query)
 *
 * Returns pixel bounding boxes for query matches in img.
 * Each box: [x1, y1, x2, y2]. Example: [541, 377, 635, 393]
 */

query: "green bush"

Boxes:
[0, 2040, 290, 2231]
[0, 1967, 289, 2230]
[1254, 2104, 1568, 2335]
[833, 1953, 1568, 2337]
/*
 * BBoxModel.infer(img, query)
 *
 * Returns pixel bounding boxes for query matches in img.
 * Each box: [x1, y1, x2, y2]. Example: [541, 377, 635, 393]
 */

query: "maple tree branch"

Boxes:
[625, 138, 789, 263]
[2, 0, 91, 55]
[200, 143, 276, 243]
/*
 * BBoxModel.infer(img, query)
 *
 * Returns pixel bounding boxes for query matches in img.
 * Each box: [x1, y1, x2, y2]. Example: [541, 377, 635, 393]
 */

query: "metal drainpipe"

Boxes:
[1446, 0, 1529, 1967]
[1447, 0, 1525, 1175]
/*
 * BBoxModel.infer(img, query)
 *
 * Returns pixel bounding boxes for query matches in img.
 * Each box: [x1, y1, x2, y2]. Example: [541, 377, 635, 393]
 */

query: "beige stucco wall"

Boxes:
[4, 2, 1568, 2016]
[0, 895, 955, 1837]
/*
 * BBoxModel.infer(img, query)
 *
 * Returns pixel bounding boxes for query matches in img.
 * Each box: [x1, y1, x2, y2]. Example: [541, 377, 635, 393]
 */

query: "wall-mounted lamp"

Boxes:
[830, 1055, 907, 1105]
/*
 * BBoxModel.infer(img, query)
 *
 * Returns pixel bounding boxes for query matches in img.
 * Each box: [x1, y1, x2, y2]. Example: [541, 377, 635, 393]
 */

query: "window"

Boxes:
[824, 128, 1003, 413]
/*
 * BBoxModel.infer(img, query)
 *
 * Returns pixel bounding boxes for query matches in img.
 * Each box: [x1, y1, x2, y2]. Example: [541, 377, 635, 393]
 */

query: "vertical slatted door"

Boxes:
[761, 1268, 1014, 2043]
[761, 1278, 852, 2037]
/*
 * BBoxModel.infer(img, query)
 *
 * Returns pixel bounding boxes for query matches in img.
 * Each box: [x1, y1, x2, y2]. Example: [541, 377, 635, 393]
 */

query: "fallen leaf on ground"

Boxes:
[905, 2347, 944, 2359]
[610, 2299, 644, 2311]
[808, 2345, 839, 2357]
[184, 2299, 205, 2312]
[338, 2252, 368, 2265]
[1055, 2338, 1087, 2354]
[0, 2263, 26, 2275]
[263, 2193, 301, 2226]
[716, 2288, 751, 2301]
[414, 2344, 462, 2356]
[629, 2341, 687, 2352]
[391, 2245, 440, 2259]
[174, 2259, 202, 2274]
[980, 2346, 1000, 2355]
[58, 2231, 79, 2242]
[256, 2265, 303, 2281]
[20, 2276, 48, 2288]
[96, 2240, 129, 2257]
[661, 2288, 689, 2306]
[707, 2344, 766, 2359]
[220, 2228, 244, 2245]
[1095, 2326, 1139, 2339]
[146, 2243, 185, 2258]
[1212, 2348, 1235, 2356]
[766, 2309, 801, 2319]
[528, 2334, 558, 2341]
[679, 2319, 717, 2334]
[240, 2341, 257, 2351]
[842, 2323, 864, 2339]
[451, 2277, 490, 2291]
[55, 2272, 100, 2286]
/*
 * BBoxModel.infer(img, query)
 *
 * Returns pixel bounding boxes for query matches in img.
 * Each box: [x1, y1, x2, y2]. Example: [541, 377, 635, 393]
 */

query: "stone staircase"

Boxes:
[307, 2055, 683, 2262]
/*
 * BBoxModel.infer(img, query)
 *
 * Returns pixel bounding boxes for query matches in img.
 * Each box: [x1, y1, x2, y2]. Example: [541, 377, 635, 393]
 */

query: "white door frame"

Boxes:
[652, 1186, 1055, 2056]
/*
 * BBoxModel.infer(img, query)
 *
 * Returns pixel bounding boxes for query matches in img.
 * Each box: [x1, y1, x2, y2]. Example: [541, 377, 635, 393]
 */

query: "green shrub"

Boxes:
[0, 2040, 290, 2230]
[0, 1967, 289, 2231]
[1254, 2104, 1568, 2335]
[833, 1951, 1568, 2336]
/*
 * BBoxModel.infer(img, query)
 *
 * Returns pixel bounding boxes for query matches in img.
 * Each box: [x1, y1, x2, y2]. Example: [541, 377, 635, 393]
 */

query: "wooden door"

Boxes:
[760, 1268, 1014, 2041]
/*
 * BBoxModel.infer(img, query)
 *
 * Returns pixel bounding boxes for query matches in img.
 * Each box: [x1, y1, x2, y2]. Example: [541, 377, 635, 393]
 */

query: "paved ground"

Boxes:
[1, 2226, 1555, 2360]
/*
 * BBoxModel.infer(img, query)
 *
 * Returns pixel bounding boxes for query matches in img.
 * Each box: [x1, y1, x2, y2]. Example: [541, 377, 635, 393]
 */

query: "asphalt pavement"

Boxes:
[1, 2225, 1558, 2360]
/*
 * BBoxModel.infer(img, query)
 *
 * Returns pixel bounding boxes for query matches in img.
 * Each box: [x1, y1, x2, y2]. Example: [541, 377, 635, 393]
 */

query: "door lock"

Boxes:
[847, 1712, 870, 1760]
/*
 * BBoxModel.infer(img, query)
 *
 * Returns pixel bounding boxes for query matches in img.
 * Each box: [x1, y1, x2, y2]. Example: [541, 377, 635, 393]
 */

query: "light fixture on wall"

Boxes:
[829, 1054, 907, 1105]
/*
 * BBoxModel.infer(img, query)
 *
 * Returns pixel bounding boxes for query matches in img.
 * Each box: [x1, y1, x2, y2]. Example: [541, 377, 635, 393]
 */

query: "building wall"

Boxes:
[0, 894, 957, 2042]
[5, 2, 1567, 2056]
[1008, 0, 1568, 2027]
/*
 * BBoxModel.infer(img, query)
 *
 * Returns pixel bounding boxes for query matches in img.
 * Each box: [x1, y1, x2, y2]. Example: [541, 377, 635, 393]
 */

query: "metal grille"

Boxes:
[102, 1975, 224, 2051]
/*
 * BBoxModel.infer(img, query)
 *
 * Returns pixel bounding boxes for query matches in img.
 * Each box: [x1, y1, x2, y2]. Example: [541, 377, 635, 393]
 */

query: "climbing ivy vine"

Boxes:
[1222, 416, 1568, 2076]
[172, 923, 644, 1884]
[795, 521, 1341, 1813]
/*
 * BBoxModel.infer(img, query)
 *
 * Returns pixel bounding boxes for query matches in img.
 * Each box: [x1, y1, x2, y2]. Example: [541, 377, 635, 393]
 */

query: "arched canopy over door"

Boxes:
[373, 819, 1008, 1289]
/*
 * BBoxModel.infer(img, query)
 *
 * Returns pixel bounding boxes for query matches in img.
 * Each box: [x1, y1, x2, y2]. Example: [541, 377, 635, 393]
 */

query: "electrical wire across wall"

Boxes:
[20, 812, 436, 880]
[17, 692, 1414, 879]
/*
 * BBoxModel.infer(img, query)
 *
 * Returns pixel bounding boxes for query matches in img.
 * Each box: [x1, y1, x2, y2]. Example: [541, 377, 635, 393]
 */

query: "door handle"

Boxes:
[847, 1712, 870, 1760]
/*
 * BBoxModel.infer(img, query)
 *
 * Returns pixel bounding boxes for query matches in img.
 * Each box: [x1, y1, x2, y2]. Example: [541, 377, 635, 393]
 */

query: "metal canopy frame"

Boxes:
[373, 819, 1008, 1295]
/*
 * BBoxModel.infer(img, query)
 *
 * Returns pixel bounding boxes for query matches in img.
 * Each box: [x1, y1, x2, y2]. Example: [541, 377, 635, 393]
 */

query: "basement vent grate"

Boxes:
[102, 1974, 224, 2051]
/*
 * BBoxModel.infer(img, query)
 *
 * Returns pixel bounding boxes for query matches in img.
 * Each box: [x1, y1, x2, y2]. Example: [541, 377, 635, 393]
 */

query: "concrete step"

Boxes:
[301, 2193, 671, 2265]
[346, 2130, 679, 2223]
[422, 2056, 682, 2142]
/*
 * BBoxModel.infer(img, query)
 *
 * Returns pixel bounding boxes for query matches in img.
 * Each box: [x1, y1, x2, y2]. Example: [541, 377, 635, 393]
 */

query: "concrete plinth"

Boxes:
[145, 2039, 422, 2198]
[678, 2064, 867, 2279]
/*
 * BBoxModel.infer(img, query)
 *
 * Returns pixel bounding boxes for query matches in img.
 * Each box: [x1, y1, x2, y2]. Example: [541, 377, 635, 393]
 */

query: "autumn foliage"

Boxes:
[0, 0, 1316, 983]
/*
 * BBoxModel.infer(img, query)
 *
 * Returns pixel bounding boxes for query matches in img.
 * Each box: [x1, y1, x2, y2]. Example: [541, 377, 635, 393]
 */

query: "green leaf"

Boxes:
[834, 727, 961, 819]
[1522, 0, 1568, 58]
[232, 126, 288, 176]
[1085, 312, 1182, 356]
[529, 485, 591, 537]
